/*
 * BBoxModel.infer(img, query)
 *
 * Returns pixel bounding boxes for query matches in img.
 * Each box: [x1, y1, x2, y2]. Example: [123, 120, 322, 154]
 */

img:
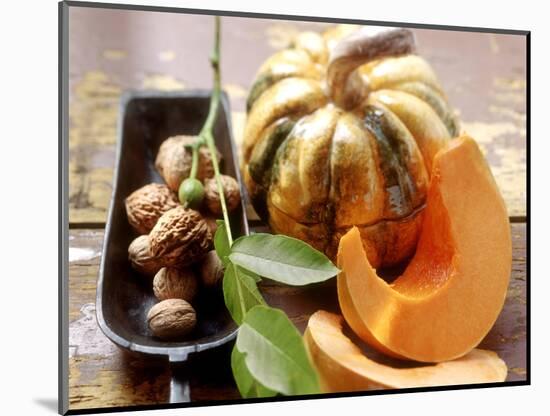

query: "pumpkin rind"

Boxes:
[243, 25, 459, 267]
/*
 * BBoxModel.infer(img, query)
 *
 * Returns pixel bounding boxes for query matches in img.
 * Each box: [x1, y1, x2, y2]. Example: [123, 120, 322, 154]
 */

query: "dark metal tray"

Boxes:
[96, 90, 248, 404]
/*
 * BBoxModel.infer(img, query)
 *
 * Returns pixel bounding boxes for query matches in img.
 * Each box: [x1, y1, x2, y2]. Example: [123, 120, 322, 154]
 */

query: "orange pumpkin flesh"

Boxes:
[337, 136, 511, 363]
[304, 310, 507, 392]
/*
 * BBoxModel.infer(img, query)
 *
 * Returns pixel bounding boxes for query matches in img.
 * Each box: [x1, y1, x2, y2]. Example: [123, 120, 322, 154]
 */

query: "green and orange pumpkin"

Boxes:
[242, 25, 460, 267]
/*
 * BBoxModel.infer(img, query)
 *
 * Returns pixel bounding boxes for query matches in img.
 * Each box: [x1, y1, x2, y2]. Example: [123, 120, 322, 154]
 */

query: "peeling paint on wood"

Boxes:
[70, 71, 121, 147]
[68, 71, 121, 224]
[103, 49, 128, 60]
[69, 354, 171, 410]
[158, 50, 176, 62]
[69, 247, 101, 263]
[460, 122, 526, 218]
[70, 303, 118, 358]
[141, 74, 185, 91]
[493, 77, 526, 91]
[68, 70, 186, 224]
[69, 165, 114, 224]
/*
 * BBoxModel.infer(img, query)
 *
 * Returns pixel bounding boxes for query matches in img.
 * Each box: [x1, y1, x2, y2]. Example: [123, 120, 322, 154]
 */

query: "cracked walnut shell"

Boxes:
[153, 267, 198, 302]
[147, 299, 197, 340]
[125, 183, 180, 235]
[155, 135, 222, 192]
[204, 175, 241, 215]
[149, 206, 212, 267]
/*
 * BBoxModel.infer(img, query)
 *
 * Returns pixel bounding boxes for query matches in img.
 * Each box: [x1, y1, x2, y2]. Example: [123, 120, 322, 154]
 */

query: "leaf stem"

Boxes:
[201, 16, 233, 245]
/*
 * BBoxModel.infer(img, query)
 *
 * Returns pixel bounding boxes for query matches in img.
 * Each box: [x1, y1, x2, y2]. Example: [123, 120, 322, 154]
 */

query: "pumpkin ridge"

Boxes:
[392, 81, 460, 137]
[269, 105, 341, 225]
[361, 55, 444, 95]
[291, 31, 329, 64]
[249, 118, 297, 189]
[243, 77, 326, 163]
[256, 48, 312, 75]
[246, 70, 322, 113]
[246, 48, 322, 112]
[363, 105, 420, 219]
[245, 118, 297, 220]
[247, 73, 279, 113]
[367, 91, 450, 177]
[321, 108, 343, 247]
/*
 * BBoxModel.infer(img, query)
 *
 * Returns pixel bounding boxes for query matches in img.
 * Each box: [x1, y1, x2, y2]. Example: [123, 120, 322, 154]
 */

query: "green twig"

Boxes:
[189, 143, 200, 180]
[200, 16, 234, 245]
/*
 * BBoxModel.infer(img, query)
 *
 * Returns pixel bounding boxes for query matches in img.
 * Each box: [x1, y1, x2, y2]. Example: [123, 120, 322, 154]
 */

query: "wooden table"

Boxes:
[67, 6, 528, 411]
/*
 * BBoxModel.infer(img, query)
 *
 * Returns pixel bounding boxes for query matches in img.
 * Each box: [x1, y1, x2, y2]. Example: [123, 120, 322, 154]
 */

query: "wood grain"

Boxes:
[68, 223, 527, 409]
[67, 10, 526, 225]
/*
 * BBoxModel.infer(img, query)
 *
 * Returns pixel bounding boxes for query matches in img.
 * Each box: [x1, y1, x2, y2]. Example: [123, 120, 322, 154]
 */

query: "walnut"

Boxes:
[199, 250, 224, 288]
[204, 215, 219, 236]
[125, 183, 180, 234]
[153, 267, 198, 301]
[204, 175, 241, 215]
[128, 235, 163, 277]
[149, 206, 212, 267]
[155, 135, 222, 192]
[147, 299, 197, 340]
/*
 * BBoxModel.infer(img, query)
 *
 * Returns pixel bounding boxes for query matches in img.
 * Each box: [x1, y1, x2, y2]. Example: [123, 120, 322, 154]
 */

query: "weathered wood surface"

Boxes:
[68, 230, 240, 410]
[68, 224, 527, 410]
[68, 8, 527, 225]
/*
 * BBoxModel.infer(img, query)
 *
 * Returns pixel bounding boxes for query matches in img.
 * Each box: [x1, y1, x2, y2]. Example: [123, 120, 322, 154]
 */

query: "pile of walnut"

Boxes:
[125, 135, 241, 340]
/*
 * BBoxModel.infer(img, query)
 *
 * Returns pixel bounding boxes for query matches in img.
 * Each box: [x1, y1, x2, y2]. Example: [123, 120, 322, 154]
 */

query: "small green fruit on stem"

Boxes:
[178, 178, 205, 209]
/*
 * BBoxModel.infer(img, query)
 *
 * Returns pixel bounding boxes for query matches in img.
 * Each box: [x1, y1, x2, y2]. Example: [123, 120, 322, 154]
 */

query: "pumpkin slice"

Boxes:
[337, 136, 511, 362]
[304, 310, 507, 392]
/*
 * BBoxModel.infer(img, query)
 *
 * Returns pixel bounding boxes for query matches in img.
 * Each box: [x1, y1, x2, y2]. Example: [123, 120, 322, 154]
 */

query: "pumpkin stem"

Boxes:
[327, 27, 416, 110]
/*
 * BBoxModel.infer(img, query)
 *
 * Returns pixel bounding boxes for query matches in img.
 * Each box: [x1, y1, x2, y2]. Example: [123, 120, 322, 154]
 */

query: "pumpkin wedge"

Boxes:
[337, 136, 511, 363]
[304, 310, 507, 392]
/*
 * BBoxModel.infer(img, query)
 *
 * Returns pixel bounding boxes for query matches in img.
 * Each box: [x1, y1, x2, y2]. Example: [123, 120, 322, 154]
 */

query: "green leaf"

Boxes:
[248, 269, 262, 283]
[236, 305, 320, 396]
[231, 344, 277, 398]
[223, 262, 265, 325]
[214, 220, 231, 265]
[229, 234, 339, 286]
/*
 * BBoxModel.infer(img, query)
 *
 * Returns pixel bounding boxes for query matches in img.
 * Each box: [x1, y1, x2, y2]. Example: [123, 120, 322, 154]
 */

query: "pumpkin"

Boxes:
[242, 25, 459, 267]
[304, 310, 507, 392]
[337, 136, 512, 363]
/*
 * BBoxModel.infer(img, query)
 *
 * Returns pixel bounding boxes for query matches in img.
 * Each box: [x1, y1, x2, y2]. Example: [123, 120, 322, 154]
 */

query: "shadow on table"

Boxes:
[33, 398, 58, 413]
